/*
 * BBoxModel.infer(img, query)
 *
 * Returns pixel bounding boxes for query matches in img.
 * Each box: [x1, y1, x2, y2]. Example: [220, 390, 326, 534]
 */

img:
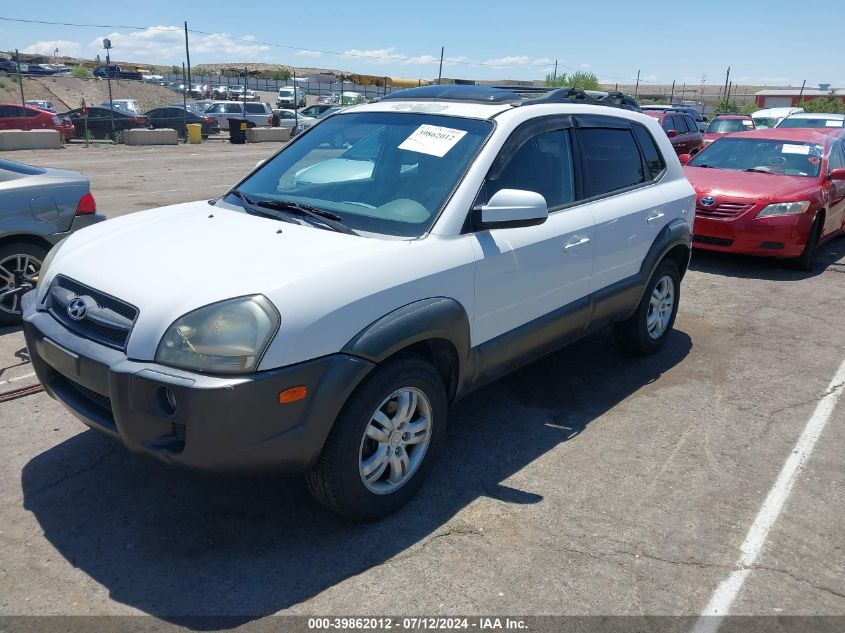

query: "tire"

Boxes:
[791, 214, 822, 272]
[0, 242, 48, 326]
[613, 259, 680, 356]
[306, 356, 447, 521]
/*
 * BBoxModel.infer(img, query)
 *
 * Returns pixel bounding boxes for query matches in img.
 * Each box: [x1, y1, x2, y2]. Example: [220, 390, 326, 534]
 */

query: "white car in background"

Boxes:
[227, 86, 259, 102]
[98, 99, 141, 115]
[751, 107, 804, 129]
[775, 112, 845, 129]
[277, 86, 306, 108]
[272, 108, 316, 131]
[23, 85, 692, 521]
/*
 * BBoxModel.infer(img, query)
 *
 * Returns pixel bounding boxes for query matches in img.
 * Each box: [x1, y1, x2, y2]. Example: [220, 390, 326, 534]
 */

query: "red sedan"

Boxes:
[681, 128, 845, 269]
[0, 103, 75, 140]
[702, 115, 755, 148]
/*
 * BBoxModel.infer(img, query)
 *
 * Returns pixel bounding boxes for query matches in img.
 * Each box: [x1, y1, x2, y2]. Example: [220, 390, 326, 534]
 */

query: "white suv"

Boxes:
[23, 86, 693, 520]
[203, 101, 273, 129]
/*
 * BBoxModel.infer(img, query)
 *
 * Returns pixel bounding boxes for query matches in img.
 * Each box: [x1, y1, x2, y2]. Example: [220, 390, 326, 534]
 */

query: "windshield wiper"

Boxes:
[692, 163, 716, 168]
[254, 199, 359, 236]
[743, 168, 776, 174]
[227, 189, 299, 224]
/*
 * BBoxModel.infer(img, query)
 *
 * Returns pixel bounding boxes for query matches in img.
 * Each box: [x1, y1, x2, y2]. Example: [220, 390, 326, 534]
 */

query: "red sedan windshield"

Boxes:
[689, 137, 824, 177]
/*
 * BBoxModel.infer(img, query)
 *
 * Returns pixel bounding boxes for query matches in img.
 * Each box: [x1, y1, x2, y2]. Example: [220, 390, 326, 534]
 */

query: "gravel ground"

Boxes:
[0, 143, 843, 629]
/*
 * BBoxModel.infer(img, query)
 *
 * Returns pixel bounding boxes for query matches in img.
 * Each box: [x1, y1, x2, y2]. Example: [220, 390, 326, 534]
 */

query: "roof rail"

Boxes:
[375, 84, 640, 111]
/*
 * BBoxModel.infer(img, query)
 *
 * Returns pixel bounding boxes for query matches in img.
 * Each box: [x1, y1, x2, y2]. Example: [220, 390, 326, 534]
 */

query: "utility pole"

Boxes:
[670, 80, 675, 104]
[293, 67, 298, 130]
[14, 49, 24, 106]
[437, 47, 444, 84]
[184, 21, 192, 88]
[721, 66, 731, 111]
[181, 62, 187, 139]
[103, 39, 115, 140]
[634, 70, 640, 97]
[797, 79, 806, 105]
[726, 80, 733, 106]
[553, 59, 558, 82]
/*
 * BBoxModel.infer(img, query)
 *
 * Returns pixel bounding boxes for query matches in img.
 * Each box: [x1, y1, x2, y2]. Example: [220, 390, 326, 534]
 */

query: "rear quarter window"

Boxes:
[632, 124, 665, 179]
[245, 103, 266, 113]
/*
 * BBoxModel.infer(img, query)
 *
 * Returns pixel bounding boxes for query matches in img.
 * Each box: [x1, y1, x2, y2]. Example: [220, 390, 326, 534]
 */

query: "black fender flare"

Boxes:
[341, 297, 471, 391]
[630, 217, 691, 315]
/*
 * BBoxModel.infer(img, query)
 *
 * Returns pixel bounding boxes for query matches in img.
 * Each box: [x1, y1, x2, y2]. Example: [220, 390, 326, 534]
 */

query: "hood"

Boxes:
[42, 200, 407, 359]
[682, 166, 820, 203]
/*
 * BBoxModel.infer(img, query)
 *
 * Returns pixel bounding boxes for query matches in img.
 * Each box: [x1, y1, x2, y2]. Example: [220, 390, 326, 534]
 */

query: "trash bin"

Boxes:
[186, 123, 202, 144]
[228, 118, 248, 144]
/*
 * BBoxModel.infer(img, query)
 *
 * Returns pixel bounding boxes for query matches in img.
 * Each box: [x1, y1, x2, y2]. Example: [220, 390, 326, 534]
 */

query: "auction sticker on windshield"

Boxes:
[782, 144, 811, 155]
[399, 124, 467, 157]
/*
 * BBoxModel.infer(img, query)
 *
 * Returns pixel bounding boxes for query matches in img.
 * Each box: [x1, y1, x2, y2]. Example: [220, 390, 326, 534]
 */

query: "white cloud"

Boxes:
[21, 39, 82, 57]
[580, 63, 590, 69]
[643, 74, 658, 81]
[482, 55, 552, 67]
[295, 50, 322, 58]
[88, 26, 269, 62]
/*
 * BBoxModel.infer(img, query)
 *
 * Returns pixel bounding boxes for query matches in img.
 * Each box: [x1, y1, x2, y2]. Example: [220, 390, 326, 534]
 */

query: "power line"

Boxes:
[0, 14, 658, 83]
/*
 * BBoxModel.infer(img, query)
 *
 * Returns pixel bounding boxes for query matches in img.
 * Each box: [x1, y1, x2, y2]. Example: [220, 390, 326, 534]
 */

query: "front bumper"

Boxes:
[692, 212, 814, 258]
[22, 291, 374, 473]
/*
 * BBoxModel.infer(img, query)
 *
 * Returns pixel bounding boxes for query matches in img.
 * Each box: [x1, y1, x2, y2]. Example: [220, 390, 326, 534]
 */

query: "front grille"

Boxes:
[693, 235, 734, 247]
[47, 276, 138, 350]
[696, 202, 754, 218]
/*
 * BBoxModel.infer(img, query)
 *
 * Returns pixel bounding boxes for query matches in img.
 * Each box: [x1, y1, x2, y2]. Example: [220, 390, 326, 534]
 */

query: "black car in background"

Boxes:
[64, 106, 150, 140]
[145, 106, 220, 137]
[92, 65, 143, 81]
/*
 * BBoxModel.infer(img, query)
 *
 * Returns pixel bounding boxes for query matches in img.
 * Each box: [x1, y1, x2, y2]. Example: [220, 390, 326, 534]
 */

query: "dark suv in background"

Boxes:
[643, 110, 704, 156]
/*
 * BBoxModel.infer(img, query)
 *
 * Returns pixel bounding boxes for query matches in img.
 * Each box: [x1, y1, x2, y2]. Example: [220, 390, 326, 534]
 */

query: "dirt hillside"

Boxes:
[0, 76, 186, 112]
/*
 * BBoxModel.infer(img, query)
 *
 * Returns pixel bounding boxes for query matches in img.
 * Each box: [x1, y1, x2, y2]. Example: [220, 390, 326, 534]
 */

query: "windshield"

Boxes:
[689, 137, 824, 177]
[753, 117, 777, 129]
[777, 117, 843, 129]
[231, 111, 493, 237]
[707, 119, 753, 134]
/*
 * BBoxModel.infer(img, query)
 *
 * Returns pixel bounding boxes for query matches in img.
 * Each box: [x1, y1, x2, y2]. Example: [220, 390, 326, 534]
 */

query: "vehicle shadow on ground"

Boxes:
[689, 238, 845, 281]
[21, 327, 692, 628]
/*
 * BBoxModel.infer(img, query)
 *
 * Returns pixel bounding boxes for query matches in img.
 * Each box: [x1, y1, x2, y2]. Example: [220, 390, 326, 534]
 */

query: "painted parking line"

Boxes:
[0, 371, 36, 386]
[691, 357, 845, 633]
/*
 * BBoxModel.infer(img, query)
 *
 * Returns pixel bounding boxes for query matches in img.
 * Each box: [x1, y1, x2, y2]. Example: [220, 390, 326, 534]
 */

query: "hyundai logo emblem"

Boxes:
[700, 196, 716, 207]
[67, 297, 88, 321]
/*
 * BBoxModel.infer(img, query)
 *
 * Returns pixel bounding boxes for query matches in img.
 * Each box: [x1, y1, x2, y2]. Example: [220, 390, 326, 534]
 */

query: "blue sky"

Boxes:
[1, 1, 841, 87]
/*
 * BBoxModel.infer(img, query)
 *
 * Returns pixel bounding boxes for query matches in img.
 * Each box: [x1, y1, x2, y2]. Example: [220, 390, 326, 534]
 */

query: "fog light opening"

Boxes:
[157, 387, 178, 415]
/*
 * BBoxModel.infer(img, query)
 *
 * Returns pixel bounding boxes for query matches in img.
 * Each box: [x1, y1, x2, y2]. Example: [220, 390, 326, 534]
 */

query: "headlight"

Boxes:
[755, 201, 811, 218]
[36, 237, 67, 291]
[156, 295, 280, 374]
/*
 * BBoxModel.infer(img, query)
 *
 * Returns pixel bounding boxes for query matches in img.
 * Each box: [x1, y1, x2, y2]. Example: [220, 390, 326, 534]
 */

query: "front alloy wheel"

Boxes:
[359, 387, 433, 494]
[307, 356, 447, 521]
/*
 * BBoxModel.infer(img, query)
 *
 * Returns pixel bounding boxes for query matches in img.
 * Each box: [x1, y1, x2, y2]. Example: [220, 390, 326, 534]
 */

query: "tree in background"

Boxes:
[799, 96, 845, 114]
[545, 71, 600, 90]
[70, 67, 92, 78]
[271, 70, 291, 81]
[715, 98, 741, 114]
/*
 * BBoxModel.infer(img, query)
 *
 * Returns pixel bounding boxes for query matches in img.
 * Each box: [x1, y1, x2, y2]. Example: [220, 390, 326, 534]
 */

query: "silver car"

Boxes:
[0, 159, 104, 324]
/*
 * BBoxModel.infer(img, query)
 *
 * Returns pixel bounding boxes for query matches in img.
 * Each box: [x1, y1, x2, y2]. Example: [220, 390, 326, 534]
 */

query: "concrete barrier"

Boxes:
[125, 128, 179, 146]
[0, 130, 62, 151]
[247, 127, 290, 143]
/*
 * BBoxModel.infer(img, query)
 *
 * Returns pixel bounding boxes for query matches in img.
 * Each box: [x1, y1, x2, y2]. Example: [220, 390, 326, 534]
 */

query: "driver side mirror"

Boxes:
[678, 153, 693, 165]
[474, 189, 548, 229]
[828, 168, 845, 181]
[666, 129, 679, 138]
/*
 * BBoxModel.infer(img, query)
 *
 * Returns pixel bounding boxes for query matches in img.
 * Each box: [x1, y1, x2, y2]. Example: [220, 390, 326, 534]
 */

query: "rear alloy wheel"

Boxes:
[306, 356, 447, 521]
[792, 214, 822, 272]
[0, 243, 47, 326]
[614, 259, 680, 355]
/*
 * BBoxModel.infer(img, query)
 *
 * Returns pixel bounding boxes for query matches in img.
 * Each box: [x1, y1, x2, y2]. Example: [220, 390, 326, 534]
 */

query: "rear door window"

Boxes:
[245, 103, 265, 114]
[576, 127, 646, 197]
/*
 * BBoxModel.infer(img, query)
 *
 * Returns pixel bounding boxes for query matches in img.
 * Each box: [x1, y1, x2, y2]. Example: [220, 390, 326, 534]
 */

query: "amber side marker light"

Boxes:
[279, 386, 307, 404]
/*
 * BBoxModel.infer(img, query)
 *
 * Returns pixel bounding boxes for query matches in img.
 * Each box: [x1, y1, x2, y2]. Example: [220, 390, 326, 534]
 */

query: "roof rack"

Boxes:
[375, 85, 640, 111]
[378, 85, 522, 104]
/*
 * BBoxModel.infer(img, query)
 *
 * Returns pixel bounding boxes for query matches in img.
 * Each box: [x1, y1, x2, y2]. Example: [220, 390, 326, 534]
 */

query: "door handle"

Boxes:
[564, 237, 591, 250]
[647, 212, 666, 223]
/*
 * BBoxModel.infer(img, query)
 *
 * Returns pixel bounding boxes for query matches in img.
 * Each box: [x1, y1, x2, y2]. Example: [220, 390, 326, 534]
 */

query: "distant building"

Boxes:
[755, 86, 845, 108]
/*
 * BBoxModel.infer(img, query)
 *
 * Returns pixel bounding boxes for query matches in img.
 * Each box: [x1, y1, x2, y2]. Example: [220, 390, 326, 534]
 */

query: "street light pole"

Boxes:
[103, 39, 115, 141]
